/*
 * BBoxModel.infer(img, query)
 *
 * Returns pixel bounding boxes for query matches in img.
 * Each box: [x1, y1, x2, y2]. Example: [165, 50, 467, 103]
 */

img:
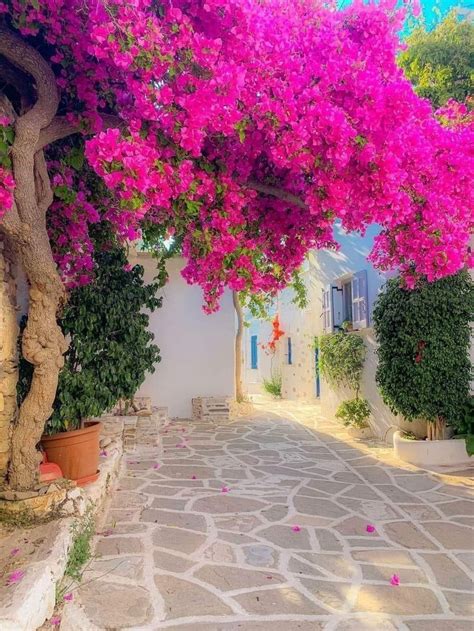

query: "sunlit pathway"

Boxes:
[63, 401, 474, 630]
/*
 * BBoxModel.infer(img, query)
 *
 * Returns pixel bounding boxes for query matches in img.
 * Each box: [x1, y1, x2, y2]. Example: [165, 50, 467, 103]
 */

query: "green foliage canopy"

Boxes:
[319, 332, 366, 393]
[398, 12, 474, 108]
[373, 271, 473, 427]
[19, 242, 162, 433]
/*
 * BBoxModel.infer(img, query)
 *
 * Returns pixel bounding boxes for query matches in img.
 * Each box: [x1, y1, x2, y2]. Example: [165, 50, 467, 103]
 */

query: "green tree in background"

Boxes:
[399, 12, 474, 108]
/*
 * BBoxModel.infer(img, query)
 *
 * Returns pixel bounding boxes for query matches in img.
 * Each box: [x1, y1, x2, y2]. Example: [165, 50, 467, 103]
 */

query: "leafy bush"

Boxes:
[373, 271, 473, 436]
[19, 246, 162, 433]
[319, 332, 366, 393]
[335, 398, 371, 429]
[263, 373, 282, 398]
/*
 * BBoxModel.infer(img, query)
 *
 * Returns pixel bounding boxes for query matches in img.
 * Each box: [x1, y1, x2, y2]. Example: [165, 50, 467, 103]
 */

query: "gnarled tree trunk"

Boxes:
[233, 291, 244, 403]
[0, 26, 68, 489]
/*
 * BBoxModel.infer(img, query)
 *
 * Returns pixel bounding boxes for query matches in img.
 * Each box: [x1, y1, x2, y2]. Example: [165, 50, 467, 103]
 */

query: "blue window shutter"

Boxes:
[251, 335, 258, 369]
[288, 337, 292, 365]
[351, 270, 368, 329]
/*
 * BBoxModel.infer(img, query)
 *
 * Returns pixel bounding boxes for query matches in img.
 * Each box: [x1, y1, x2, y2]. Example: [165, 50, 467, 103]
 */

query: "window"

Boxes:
[351, 270, 368, 329]
[323, 271, 369, 332]
[250, 335, 258, 369]
[287, 337, 292, 364]
[342, 281, 352, 323]
[322, 286, 332, 332]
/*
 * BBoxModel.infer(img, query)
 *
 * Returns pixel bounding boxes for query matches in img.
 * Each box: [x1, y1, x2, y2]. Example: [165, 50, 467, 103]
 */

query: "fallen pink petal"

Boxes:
[221, 486, 230, 493]
[6, 569, 25, 585]
[191, 475, 197, 479]
[390, 574, 400, 586]
[292, 525, 301, 532]
[64, 592, 73, 601]
[100, 449, 108, 457]
[10, 547, 20, 557]
[152, 463, 161, 469]
[97, 529, 114, 537]
[366, 524, 376, 533]
[50, 616, 61, 626]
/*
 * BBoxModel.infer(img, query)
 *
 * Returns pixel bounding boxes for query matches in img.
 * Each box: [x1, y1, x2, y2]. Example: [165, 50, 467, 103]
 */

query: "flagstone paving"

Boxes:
[62, 401, 474, 630]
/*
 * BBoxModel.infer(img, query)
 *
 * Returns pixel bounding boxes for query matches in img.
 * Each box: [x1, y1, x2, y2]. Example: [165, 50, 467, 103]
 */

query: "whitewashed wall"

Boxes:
[131, 254, 235, 418]
[243, 316, 273, 394]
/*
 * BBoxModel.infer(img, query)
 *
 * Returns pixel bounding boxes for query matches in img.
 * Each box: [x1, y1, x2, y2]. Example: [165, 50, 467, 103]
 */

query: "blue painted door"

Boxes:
[251, 335, 258, 369]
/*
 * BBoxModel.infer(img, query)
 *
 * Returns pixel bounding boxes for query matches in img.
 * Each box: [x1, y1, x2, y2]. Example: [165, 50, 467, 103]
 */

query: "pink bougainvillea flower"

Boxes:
[366, 524, 376, 533]
[191, 475, 197, 480]
[6, 569, 25, 585]
[50, 616, 61, 627]
[292, 525, 301, 532]
[63, 592, 73, 601]
[152, 463, 161, 469]
[221, 486, 230, 493]
[10, 547, 20, 557]
[100, 449, 108, 457]
[390, 574, 400, 586]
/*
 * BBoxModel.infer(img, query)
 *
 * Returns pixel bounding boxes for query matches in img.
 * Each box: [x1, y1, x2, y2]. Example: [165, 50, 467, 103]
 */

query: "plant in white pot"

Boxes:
[373, 271, 474, 468]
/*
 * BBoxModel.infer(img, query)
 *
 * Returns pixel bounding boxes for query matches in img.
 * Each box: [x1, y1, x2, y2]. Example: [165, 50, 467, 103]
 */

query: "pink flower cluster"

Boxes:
[1, 0, 472, 307]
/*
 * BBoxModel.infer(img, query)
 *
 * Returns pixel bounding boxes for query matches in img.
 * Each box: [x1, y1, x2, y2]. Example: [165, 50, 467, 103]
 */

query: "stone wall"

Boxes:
[192, 397, 230, 423]
[0, 236, 18, 481]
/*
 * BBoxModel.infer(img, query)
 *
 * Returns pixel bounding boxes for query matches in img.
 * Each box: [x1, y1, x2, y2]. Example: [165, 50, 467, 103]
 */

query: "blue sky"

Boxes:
[338, 0, 473, 33]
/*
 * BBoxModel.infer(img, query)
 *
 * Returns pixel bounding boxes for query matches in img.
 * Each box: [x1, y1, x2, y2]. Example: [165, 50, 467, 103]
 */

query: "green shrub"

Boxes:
[19, 244, 162, 433]
[319, 332, 366, 393]
[335, 398, 371, 428]
[263, 373, 282, 398]
[373, 271, 473, 439]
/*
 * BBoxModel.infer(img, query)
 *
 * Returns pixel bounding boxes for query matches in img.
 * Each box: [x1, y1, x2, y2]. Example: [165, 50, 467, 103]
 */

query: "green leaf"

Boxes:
[465, 435, 474, 457]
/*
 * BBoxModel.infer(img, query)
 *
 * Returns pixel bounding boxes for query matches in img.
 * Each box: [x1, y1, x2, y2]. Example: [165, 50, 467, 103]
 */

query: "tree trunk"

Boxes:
[233, 291, 245, 403]
[0, 25, 68, 489]
[8, 229, 67, 490]
[0, 236, 19, 483]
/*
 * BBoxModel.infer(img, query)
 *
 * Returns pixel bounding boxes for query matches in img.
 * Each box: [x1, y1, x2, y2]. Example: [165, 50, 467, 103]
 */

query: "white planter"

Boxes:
[393, 431, 472, 467]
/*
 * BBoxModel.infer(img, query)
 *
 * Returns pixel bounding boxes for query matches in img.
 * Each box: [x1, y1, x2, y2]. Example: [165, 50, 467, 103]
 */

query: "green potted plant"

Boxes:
[335, 398, 372, 438]
[19, 243, 161, 485]
[373, 271, 473, 467]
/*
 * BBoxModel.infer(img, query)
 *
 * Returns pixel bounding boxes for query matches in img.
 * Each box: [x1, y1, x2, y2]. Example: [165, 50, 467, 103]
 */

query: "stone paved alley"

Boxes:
[62, 401, 474, 630]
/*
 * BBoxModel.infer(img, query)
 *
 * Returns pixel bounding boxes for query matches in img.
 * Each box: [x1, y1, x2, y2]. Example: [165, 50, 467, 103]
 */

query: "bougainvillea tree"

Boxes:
[0, 0, 472, 488]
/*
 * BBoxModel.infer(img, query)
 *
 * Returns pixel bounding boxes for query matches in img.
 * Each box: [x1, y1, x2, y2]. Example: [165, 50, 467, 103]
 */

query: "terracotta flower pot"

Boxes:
[41, 422, 102, 486]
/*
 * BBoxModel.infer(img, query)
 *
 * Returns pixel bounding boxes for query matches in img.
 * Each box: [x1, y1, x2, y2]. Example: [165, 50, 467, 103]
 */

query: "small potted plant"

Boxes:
[18, 243, 161, 485]
[335, 398, 372, 438]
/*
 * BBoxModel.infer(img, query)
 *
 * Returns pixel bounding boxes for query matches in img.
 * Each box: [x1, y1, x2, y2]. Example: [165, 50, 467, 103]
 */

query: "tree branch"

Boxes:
[36, 114, 125, 151]
[246, 180, 308, 209]
[0, 25, 58, 130]
[34, 151, 53, 215]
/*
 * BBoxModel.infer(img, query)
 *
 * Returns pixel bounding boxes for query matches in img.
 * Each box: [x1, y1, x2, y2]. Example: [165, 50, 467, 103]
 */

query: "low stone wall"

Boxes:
[0, 419, 124, 631]
[192, 396, 230, 423]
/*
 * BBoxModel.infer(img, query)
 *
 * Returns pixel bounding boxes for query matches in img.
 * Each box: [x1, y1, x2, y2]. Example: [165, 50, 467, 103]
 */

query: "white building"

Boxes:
[243, 224, 424, 440]
[131, 253, 235, 418]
